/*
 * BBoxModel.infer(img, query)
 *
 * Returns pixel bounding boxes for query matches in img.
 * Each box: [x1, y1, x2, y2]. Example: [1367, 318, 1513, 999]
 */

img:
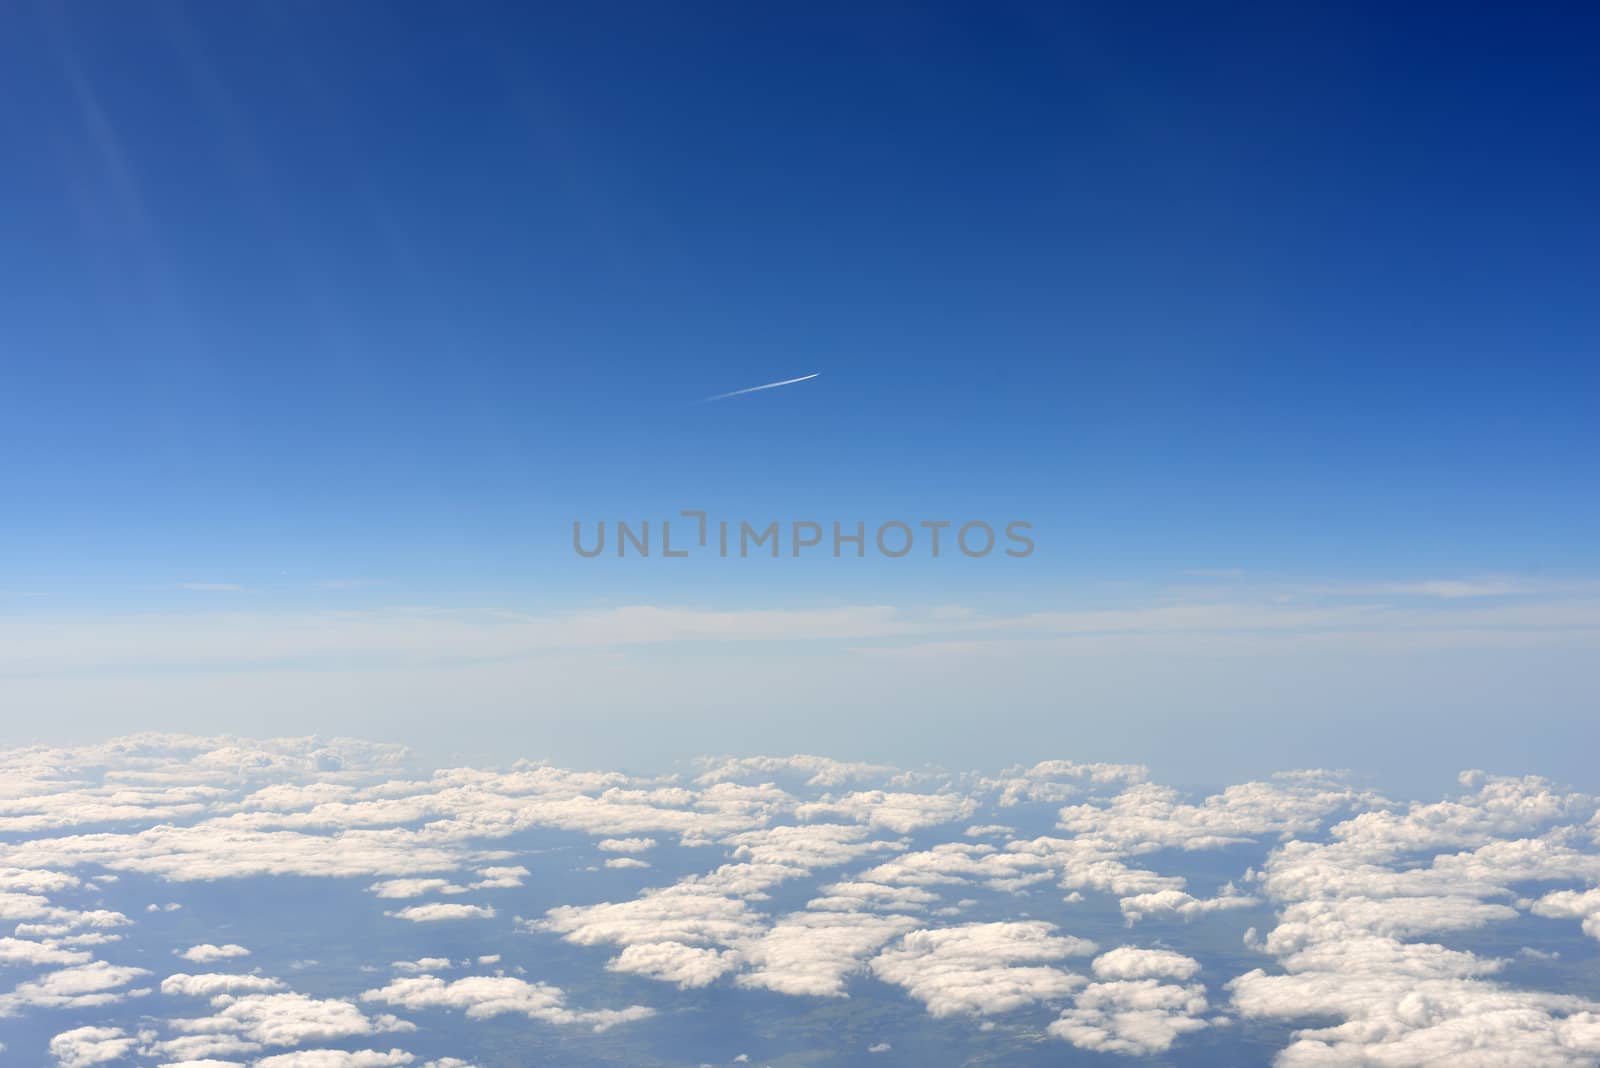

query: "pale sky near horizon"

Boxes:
[2, 4, 1596, 792]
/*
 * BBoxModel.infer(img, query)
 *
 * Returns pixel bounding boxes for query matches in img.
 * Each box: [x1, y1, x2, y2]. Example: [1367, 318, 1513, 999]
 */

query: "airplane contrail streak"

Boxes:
[703, 372, 819, 402]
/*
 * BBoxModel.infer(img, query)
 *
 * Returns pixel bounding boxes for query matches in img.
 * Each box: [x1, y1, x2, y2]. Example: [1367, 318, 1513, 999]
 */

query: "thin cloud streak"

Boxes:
[6, 589, 1600, 677]
[703, 373, 819, 402]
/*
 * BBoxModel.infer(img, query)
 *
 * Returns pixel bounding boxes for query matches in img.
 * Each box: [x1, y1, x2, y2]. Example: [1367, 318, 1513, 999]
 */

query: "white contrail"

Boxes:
[703, 372, 819, 402]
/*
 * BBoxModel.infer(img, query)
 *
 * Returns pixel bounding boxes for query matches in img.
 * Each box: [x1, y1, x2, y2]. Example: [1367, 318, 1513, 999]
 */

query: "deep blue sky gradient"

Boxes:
[4, 2, 1597, 610]
[3, 4, 1600, 788]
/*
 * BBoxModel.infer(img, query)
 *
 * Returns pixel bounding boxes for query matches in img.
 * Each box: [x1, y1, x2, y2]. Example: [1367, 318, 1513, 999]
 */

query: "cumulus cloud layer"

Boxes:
[0, 735, 1597, 1065]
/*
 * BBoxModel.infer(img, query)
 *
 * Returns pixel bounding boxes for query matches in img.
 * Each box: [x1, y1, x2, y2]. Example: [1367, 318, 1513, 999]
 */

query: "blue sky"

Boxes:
[1, 4, 1597, 788]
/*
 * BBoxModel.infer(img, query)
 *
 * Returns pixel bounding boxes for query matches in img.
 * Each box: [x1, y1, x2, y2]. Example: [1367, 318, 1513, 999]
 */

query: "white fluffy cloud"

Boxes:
[1090, 947, 1202, 981]
[48, 1026, 140, 1067]
[176, 943, 251, 963]
[1050, 979, 1211, 1054]
[0, 936, 91, 967]
[360, 975, 653, 1032]
[605, 942, 739, 988]
[1119, 886, 1259, 924]
[162, 972, 288, 998]
[0, 961, 152, 1016]
[1, 733, 1598, 1066]
[1532, 887, 1600, 940]
[869, 922, 1096, 1017]
[597, 837, 656, 854]
[164, 990, 413, 1050]
[797, 791, 978, 833]
[1225, 773, 1600, 1065]
[737, 912, 920, 997]
[252, 1052, 415, 1068]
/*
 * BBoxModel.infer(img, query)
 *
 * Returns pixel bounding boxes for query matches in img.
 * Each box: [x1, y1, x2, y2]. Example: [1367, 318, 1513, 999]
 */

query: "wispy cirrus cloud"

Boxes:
[4, 577, 1600, 678]
[1284, 576, 1600, 600]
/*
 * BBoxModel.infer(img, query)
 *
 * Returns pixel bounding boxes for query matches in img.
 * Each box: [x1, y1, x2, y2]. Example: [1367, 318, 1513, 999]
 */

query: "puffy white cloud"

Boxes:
[694, 755, 900, 788]
[360, 975, 652, 1031]
[252, 1052, 415, 1068]
[166, 991, 413, 1048]
[737, 912, 919, 997]
[1090, 947, 1202, 981]
[49, 1025, 139, 1067]
[869, 922, 1096, 1017]
[1229, 969, 1600, 1066]
[1119, 886, 1259, 924]
[853, 841, 1047, 891]
[0, 737, 778, 886]
[467, 866, 527, 889]
[0, 735, 407, 843]
[0, 868, 81, 894]
[176, 943, 251, 963]
[1050, 979, 1211, 1054]
[797, 791, 978, 833]
[606, 942, 739, 988]
[0, 821, 469, 883]
[1222, 772, 1600, 1065]
[391, 959, 454, 975]
[535, 879, 762, 950]
[725, 823, 904, 871]
[0, 936, 91, 967]
[162, 972, 288, 997]
[144, 1031, 263, 1062]
[806, 880, 939, 913]
[1058, 777, 1372, 854]
[0, 961, 151, 1016]
[1532, 887, 1600, 940]
[0, 890, 131, 932]
[986, 760, 1148, 807]
[1329, 772, 1586, 856]
[597, 838, 656, 854]
[1261, 895, 1517, 951]
[2, 732, 1599, 1065]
